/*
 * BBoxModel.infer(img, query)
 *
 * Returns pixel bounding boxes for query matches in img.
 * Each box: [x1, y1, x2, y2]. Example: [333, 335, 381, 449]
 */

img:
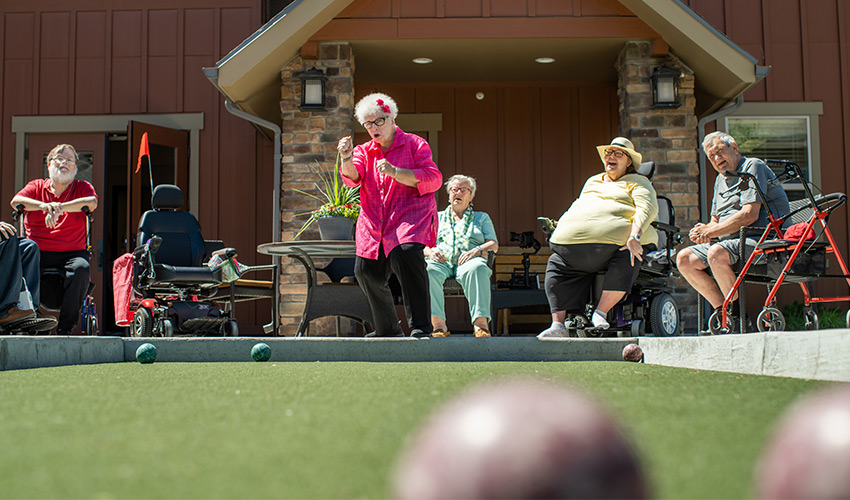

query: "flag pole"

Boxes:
[147, 154, 154, 195]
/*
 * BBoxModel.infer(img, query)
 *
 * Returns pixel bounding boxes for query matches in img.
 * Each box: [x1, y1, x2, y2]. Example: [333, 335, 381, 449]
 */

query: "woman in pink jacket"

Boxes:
[338, 93, 443, 337]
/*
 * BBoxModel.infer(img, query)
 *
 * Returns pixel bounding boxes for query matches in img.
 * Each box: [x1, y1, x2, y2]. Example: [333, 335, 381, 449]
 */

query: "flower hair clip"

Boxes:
[376, 99, 391, 114]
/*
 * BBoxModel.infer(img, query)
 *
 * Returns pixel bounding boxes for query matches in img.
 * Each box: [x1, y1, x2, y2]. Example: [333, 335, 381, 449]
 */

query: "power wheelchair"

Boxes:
[129, 184, 273, 337]
[537, 161, 683, 337]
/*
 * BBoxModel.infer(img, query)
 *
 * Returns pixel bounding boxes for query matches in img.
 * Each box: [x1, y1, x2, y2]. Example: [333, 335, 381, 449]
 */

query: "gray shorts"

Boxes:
[687, 238, 761, 267]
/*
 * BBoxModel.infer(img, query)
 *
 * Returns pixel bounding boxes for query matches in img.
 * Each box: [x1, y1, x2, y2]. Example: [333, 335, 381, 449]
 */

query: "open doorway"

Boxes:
[20, 120, 194, 334]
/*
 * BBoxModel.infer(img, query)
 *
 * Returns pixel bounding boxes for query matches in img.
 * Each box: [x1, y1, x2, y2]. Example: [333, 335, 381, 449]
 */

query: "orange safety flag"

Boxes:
[135, 132, 150, 174]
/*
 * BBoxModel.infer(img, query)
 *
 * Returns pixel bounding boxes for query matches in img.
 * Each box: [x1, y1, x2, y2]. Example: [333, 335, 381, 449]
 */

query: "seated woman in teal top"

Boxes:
[424, 175, 499, 338]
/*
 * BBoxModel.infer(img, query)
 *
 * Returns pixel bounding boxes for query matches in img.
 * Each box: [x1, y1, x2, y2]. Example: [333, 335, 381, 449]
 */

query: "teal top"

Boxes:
[430, 206, 497, 267]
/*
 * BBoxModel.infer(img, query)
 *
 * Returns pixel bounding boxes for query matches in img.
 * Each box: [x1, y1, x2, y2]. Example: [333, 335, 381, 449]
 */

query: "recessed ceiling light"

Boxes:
[535, 57, 556, 64]
[412, 57, 433, 64]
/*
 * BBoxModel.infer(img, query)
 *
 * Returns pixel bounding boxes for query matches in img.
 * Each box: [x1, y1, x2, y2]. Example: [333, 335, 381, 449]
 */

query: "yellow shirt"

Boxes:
[550, 172, 658, 246]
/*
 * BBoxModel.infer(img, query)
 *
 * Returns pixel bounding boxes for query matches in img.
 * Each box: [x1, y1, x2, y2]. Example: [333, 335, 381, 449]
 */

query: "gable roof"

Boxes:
[205, 0, 767, 125]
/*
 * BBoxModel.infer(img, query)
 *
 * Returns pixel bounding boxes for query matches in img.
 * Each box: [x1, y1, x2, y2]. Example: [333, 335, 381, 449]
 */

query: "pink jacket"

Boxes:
[343, 127, 443, 259]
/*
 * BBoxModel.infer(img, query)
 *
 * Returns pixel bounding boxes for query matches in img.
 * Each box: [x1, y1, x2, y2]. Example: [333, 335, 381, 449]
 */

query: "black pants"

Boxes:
[40, 250, 90, 333]
[544, 243, 651, 314]
[355, 243, 430, 336]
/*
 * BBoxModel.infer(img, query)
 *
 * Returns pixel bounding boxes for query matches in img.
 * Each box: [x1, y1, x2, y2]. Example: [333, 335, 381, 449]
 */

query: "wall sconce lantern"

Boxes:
[299, 67, 327, 111]
[651, 66, 681, 108]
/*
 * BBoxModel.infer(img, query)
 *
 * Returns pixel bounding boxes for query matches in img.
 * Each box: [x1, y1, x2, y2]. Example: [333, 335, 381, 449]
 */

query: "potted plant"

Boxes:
[294, 154, 361, 240]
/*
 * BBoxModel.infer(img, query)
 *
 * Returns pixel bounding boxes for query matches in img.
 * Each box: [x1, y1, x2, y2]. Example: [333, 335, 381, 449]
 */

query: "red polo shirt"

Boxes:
[16, 178, 98, 252]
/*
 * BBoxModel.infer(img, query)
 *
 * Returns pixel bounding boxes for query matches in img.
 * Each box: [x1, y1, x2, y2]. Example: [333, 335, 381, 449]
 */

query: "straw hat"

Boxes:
[596, 137, 642, 166]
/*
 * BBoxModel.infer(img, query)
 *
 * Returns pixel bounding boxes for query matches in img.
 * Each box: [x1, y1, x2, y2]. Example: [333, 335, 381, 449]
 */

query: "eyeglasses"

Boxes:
[362, 117, 387, 129]
[449, 186, 471, 194]
[51, 156, 77, 165]
[603, 149, 627, 159]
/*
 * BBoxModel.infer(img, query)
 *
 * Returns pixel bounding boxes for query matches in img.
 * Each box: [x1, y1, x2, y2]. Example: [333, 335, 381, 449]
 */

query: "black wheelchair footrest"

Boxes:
[181, 317, 229, 332]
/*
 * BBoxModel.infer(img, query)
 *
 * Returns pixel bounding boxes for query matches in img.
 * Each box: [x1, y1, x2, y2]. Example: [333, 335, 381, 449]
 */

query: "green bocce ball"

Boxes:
[251, 342, 271, 362]
[136, 343, 157, 364]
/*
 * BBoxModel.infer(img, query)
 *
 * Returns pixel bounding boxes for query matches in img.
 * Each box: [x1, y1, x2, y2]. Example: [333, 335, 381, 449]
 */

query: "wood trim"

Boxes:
[650, 37, 669, 57]
[104, 10, 113, 112]
[761, 0, 772, 101]
[800, 1, 810, 102]
[310, 16, 657, 41]
[839, 0, 850, 208]
[301, 40, 319, 60]
[140, 8, 148, 112]
[176, 8, 185, 111]
[68, 9, 77, 114]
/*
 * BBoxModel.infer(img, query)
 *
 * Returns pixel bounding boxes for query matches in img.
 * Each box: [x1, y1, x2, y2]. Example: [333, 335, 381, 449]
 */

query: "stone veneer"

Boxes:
[616, 41, 700, 330]
[277, 42, 356, 336]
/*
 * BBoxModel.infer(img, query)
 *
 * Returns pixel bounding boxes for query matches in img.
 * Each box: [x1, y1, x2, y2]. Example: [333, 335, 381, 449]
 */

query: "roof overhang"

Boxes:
[619, 0, 770, 116]
[203, 0, 355, 125]
[205, 0, 768, 126]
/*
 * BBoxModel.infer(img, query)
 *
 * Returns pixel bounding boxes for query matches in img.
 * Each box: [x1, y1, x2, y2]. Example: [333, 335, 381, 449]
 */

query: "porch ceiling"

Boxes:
[206, 0, 766, 126]
[350, 38, 632, 84]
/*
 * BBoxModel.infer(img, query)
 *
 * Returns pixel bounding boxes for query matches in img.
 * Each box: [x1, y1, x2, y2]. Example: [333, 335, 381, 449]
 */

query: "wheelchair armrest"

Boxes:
[651, 221, 680, 234]
[133, 235, 162, 260]
[210, 246, 238, 260]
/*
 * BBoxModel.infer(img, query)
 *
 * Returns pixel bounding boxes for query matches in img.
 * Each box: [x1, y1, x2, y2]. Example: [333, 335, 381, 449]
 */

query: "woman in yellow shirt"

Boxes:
[539, 137, 658, 337]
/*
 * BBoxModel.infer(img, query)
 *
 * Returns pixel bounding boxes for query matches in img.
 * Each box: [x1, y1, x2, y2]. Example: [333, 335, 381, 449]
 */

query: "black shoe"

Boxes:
[410, 328, 429, 338]
[16, 317, 58, 333]
[364, 330, 403, 338]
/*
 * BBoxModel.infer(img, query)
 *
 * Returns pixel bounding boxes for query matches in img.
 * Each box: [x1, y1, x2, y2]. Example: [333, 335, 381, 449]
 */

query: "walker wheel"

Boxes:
[756, 307, 786, 332]
[803, 306, 819, 331]
[708, 309, 730, 335]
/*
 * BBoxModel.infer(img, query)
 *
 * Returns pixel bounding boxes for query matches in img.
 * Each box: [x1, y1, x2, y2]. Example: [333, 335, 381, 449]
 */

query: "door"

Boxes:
[127, 120, 189, 251]
[26, 134, 106, 334]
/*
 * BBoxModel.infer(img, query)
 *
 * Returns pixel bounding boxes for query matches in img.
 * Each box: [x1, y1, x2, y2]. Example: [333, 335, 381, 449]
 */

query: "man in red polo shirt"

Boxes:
[11, 144, 98, 335]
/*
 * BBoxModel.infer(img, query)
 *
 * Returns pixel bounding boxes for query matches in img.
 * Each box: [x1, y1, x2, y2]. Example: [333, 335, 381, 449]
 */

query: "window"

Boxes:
[722, 102, 823, 202]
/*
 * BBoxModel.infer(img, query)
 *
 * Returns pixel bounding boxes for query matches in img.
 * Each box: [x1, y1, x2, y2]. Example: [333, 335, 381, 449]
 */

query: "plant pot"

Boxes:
[317, 216, 355, 240]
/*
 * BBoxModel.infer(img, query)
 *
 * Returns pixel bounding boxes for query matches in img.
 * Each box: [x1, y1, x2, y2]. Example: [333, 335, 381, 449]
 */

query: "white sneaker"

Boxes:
[591, 310, 609, 329]
[537, 323, 568, 338]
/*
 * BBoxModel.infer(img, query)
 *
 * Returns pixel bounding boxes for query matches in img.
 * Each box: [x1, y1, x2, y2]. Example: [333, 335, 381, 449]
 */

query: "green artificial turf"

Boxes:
[0, 361, 826, 499]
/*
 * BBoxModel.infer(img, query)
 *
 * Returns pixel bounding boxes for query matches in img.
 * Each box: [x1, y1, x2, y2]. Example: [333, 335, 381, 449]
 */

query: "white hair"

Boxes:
[446, 174, 477, 198]
[354, 93, 399, 123]
[703, 131, 737, 153]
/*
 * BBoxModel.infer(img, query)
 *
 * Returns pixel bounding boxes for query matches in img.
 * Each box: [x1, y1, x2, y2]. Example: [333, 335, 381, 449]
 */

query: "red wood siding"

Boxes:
[0, 1, 274, 334]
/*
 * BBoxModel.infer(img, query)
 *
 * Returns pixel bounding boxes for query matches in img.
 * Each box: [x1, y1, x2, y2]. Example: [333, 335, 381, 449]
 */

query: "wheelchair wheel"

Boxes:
[132, 309, 153, 337]
[756, 307, 786, 332]
[630, 319, 645, 337]
[649, 293, 680, 337]
[85, 314, 98, 336]
[162, 319, 174, 337]
[804, 306, 820, 331]
[221, 320, 239, 337]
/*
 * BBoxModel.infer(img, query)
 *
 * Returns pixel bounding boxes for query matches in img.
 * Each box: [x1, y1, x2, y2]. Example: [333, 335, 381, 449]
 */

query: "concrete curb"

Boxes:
[120, 337, 632, 363]
[3, 331, 850, 382]
[640, 329, 850, 381]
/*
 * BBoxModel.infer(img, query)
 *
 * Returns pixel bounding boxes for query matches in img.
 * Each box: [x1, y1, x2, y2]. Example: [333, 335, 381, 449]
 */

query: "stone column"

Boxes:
[277, 42, 355, 336]
[616, 41, 701, 332]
